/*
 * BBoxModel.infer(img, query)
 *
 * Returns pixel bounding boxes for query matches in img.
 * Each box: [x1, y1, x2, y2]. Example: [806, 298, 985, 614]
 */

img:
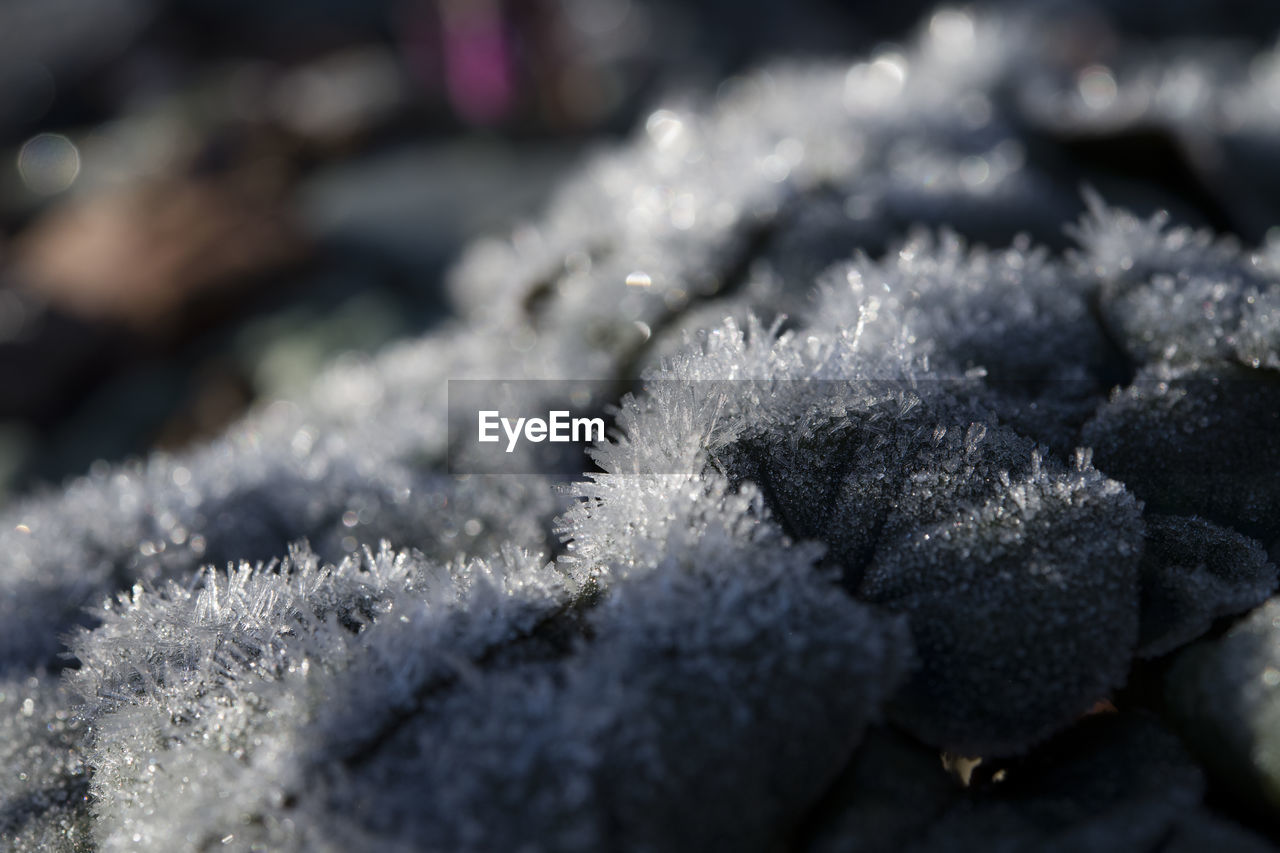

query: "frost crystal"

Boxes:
[70, 545, 576, 851]
[1071, 194, 1280, 371]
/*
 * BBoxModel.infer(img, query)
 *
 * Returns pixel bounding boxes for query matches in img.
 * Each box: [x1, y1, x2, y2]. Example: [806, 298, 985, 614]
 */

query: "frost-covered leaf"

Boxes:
[860, 446, 1142, 755]
[1083, 362, 1280, 545]
[69, 544, 575, 852]
[10, 5, 1280, 848]
[1071, 195, 1280, 372]
[1136, 514, 1277, 658]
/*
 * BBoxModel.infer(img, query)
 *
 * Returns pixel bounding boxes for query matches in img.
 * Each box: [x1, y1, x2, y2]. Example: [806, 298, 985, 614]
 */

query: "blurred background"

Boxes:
[2, 0, 1280, 501]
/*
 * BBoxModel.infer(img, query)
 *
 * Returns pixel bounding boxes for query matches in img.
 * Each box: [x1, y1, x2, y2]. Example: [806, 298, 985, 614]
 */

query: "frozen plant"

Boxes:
[3, 3, 1280, 849]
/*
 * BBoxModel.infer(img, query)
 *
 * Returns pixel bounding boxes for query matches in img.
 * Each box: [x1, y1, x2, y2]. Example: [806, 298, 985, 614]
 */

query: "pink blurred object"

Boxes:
[440, 0, 514, 124]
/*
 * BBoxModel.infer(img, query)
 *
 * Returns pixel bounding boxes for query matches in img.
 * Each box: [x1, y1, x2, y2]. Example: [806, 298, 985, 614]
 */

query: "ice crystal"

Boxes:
[64, 498, 906, 851]
[1071, 194, 1280, 371]
[69, 545, 576, 851]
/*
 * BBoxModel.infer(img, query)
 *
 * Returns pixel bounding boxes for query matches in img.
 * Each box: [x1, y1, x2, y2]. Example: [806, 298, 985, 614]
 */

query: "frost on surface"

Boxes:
[1082, 362, 1280, 545]
[1135, 515, 1277, 658]
[1072, 198, 1280, 550]
[0, 679, 92, 852]
[819, 230, 1117, 432]
[358, 509, 908, 853]
[67, 490, 907, 852]
[567, 306, 1142, 756]
[7, 3, 1280, 848]
[1071, 195, 1280, 372]
[860, 449, 1142, 755]
[69, 544, 577, 852]
[0, 398, 561, 676]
